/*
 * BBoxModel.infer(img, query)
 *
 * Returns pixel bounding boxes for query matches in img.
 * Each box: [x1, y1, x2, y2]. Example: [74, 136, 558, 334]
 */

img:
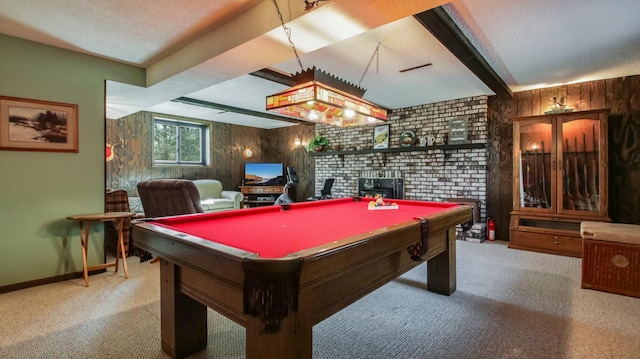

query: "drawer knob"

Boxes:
[553, 241, 562, 245]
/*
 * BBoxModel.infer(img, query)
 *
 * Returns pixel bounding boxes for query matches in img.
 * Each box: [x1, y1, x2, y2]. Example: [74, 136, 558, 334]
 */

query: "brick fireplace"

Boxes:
[312, 96, 488, 221]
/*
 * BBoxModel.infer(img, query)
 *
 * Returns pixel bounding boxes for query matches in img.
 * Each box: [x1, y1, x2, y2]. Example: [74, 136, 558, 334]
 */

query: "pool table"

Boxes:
[132, 197, 471, 359]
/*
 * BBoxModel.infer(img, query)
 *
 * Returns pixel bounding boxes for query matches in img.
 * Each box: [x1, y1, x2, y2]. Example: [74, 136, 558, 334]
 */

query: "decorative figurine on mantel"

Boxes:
[426, 133, 435, 146]
[546, 96, 574, 114]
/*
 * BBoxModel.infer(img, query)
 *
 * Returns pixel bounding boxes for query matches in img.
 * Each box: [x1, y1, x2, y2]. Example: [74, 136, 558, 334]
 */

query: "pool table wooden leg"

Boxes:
[160, 259, 208, 359]
[426, 227, 457, 295]
[245, 302, 312, 359]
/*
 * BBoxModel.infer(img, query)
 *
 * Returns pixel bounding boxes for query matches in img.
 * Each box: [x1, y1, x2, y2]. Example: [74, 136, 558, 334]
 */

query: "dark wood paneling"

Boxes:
[517, 90, 531, 117]
[530, 88, 541, 115]
[590, 80, 606, 110]
[488, 75, 640, 241]
[106, 112, 314, 200]
[539, 87, 558, 114]
[261, 125, 316, 201]
[607, 76, 640, 224]
[565, 83, 584, 111]
[487, 94, 515, 240]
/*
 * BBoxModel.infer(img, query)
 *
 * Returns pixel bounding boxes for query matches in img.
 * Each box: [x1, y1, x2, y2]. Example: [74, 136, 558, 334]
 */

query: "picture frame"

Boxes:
[0, 96, 78, 152]
[373, 124, 390, 149]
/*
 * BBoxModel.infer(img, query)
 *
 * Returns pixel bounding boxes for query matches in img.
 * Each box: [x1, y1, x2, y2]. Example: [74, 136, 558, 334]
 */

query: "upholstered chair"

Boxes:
[105, 189, 133, 257]
[136, 179, 204, 218]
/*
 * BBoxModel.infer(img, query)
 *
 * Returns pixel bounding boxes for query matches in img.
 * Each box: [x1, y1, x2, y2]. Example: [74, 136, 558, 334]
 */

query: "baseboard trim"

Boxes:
[0, 269, 106, 294]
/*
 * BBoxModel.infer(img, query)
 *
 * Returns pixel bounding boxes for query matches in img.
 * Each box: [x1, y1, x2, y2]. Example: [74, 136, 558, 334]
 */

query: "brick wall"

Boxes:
[313, 95, 488, 220]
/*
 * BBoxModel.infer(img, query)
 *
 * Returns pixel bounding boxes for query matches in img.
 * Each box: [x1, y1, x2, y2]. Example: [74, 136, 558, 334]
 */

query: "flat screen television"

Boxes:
[244, 162, 284, 186]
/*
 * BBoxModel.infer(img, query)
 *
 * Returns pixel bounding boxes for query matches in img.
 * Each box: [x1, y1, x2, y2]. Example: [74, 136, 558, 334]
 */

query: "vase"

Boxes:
[314, 145, 325, 152]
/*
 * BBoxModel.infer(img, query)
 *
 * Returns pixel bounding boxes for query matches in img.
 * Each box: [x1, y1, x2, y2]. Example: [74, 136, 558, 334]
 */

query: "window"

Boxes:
[153, 118, 209, 166]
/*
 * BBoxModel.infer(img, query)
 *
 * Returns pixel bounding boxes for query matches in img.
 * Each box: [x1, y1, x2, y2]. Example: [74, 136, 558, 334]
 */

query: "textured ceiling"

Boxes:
[1, 0, 639, 129]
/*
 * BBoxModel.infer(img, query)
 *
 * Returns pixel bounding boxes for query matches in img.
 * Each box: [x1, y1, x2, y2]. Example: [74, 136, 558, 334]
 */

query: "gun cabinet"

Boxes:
[509, 109, 609, 257]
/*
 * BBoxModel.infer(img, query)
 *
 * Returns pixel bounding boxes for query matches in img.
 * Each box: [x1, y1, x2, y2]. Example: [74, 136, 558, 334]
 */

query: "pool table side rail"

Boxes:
[133, 224, 252, 325]
[291, 204, 472, 260]
[133, 221, 258, 259]
[297, 205, 471, 324]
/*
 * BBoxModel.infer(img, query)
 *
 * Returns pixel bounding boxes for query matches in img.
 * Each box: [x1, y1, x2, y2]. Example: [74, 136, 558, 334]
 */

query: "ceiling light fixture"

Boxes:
[266, 0, 387, 127]
[304, 0, 328, 11]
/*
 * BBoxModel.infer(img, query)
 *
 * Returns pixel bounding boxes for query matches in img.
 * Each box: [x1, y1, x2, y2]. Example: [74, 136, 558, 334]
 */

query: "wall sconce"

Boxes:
[242, 147, 255, 159]
[294, 138, 302, 147]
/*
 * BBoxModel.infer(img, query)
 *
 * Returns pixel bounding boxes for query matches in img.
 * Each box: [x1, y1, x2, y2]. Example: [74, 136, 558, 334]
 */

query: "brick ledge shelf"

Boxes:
[309, 143, 486, 156]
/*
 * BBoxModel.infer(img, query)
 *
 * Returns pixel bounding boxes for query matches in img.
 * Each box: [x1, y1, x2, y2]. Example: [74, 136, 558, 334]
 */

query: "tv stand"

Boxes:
[239, 186, 284, 207]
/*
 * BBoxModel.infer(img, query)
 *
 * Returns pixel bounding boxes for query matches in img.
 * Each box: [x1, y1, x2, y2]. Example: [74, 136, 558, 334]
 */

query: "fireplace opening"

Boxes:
[357, 178, 404, 199]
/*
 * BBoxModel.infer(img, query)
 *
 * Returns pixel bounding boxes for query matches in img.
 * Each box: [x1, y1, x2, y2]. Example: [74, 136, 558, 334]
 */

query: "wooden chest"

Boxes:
[580, 221, 640, 298]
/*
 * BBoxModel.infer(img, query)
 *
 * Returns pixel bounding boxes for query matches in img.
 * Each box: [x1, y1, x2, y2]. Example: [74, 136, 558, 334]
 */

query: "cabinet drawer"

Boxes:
[241, 186, 282, 194]
[263, 187, 281, 193]
[510, 230, 582, 257]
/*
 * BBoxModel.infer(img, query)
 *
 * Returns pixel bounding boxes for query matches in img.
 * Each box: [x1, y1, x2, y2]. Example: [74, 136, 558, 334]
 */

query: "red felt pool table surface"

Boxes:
[149, 197, 458, 258]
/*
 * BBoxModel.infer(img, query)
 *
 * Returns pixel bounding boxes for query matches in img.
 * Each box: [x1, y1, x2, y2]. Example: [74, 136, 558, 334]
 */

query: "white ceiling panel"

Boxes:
[2, 0, 639, 128]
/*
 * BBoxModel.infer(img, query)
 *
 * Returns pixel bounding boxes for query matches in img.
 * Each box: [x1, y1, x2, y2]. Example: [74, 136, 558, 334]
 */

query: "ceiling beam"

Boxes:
[250, 68, 297, 87]
[414, 7, 512, 99]
[171, 97, 313, 126]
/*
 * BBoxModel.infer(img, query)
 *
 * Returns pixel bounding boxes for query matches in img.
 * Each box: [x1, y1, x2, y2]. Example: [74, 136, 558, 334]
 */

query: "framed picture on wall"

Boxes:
[373, 124, 390, 149]
[0, 96, 79, 152]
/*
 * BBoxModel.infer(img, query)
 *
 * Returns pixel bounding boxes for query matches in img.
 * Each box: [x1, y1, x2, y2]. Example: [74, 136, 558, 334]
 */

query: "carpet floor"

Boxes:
[1, 240, 638, 358]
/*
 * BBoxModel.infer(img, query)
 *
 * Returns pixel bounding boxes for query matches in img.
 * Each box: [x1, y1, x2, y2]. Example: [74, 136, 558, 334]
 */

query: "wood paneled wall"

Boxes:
[261, 124, 316, 202]
[487, 75, 640, 240]
[106, 112, 315, 200]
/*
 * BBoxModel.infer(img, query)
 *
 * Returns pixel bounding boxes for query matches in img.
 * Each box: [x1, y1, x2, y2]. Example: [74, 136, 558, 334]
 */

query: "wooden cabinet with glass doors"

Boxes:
[509, 109, 609, 257]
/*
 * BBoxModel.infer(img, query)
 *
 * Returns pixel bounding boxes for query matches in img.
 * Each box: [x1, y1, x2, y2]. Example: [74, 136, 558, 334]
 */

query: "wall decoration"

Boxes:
[106, 143, 115, 161]
[447, 116, 468, 144]
[0, 96, 78, 152]
[373, 124, 390, 149]
[105, 136, 123, 162]
[399, 130, 416, 147]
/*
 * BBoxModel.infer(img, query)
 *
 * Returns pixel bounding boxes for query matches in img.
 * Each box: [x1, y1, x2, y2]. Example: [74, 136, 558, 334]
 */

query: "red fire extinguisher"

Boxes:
[487, 216, 496, 241]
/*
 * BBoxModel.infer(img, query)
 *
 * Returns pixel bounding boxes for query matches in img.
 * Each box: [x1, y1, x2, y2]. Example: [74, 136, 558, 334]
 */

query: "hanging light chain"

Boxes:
[358, 43, 381, 87]
[272, 0, 304, 72]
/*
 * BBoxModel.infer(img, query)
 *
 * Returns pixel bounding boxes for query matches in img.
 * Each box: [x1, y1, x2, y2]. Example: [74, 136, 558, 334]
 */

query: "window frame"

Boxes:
[152, 117, 210, 167]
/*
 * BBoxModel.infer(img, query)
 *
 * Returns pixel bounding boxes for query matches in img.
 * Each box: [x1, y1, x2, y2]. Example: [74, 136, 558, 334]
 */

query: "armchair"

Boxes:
[137, 179, 204, 217]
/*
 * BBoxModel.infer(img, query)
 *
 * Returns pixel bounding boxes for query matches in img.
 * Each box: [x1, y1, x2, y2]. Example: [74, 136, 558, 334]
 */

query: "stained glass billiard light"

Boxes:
[265, 0, 387, 127]
[266, 67, 387, 127]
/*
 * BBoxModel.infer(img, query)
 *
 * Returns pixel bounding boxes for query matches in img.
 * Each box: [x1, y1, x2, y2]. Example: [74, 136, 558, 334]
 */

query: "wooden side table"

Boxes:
[67, 212, 135, 287]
